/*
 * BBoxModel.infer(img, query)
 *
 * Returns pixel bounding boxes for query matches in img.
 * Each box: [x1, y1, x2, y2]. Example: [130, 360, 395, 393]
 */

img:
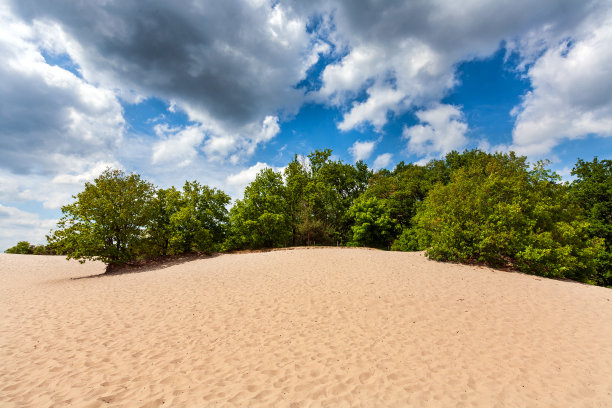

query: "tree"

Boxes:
[5, 241, 34, 254]
[166, 181, 230, 254]
[410, 153, 602, 282]
[571, 157, 611, 285]
[48, 169, 154, 266]
[226, 168, 291, 249]
[303, 150, 372, 245]
[144, 186, 183, 257]
[284, 156, 310, 245]
[347, 196, 399, 248]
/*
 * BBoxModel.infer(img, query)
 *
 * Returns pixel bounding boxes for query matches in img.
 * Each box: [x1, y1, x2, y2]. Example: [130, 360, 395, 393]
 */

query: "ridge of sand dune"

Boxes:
[1, 248, 611, 407]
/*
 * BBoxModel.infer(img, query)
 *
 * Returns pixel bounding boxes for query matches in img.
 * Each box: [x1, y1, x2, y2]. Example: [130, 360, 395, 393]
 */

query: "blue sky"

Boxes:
[0, 0, 611, 250]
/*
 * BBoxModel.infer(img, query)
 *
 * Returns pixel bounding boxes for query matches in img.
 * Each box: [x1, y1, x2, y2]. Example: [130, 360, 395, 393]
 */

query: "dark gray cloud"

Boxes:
[294, 0, 595, 53]
[9, 0, 311, 128]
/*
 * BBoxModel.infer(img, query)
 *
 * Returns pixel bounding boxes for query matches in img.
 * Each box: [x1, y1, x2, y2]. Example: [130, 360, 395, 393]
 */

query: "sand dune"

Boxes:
[1, 248, 611, 407]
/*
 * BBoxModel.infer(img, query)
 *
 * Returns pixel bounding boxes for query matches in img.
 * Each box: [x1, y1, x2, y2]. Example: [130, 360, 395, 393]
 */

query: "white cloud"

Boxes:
[321, 40, 453, 132]
[0, 161, 121, 210]
[225, 162, 285, 198]
[348, 140, 377, 162]
[152, 124, 206, 167]
[226, 162, 272, 187]
[403, 104, 468, 156]
[201, 115, 281, 163]
[51, 161, 122, 186]
[0, 204, 57, 251]
[373, 153, 392, 169]
[302, 0, 608, 141]
[511, 14, 612, 156]
[247, 115, 281, 155]
[338, 86, 404, 131]
[0, 5, 125, 175]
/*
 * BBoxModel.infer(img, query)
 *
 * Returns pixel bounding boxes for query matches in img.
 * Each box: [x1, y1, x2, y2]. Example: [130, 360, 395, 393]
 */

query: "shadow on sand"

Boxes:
[72, 252, 221, 279]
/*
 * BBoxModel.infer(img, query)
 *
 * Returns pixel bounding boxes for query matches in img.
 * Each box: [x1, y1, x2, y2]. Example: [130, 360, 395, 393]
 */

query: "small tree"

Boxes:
[48, 169, 154, 267]
[5, 241, 34, 254]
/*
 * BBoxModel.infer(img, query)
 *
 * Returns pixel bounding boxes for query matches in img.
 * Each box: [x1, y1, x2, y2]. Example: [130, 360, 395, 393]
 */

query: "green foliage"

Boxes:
[5, 241, 63, 255]
[300, 150, 371, 245]
[347, 196, 399, 248]
[391, 226, 427, 252]
[165, 181, 230, 254]
[48, 170, 230, 265]
[412, 152, 602, 282]
[284, 156, 312, 245]
[5, 241, 34, 254]
[226, 168, 292, 249]
[570, 157, 611, 285]
[32, 244, 54, 255]
[48, 169, 155, 266]
[365, 164, 430, 229]
[145, 186, 183, 256]
[32, 148, 607, 286]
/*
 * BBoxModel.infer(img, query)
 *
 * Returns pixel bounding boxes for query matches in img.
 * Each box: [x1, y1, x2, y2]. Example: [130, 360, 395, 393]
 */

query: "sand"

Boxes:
[1, 248, 611, 407]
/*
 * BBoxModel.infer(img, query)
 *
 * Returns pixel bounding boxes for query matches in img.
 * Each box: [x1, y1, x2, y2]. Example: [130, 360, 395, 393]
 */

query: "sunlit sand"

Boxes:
[1, 248, 611, 407]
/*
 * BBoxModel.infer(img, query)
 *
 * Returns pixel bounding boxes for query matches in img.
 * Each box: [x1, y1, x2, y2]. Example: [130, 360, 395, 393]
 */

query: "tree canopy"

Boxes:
[48, 169, 155, 266]
[9, 148, 607, 286]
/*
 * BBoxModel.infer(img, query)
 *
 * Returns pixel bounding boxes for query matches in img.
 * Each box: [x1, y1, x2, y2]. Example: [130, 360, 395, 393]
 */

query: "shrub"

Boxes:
[5, 241, 34, 254]
[412, 153, 601, 282]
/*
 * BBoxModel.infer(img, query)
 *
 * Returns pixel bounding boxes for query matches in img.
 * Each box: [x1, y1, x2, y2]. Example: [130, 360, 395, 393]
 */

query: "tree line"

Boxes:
[6, 149, 610, 286]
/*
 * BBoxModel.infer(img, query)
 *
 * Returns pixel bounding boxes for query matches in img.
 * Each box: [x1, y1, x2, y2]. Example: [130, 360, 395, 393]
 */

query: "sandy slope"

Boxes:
[1, 248, 611, 407]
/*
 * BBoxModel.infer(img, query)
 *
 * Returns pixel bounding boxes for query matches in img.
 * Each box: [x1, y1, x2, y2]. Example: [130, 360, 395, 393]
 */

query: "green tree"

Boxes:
[32, 244, 56, 255]
[226, 168, 291, 249]
[571, 157, 611, 285]
[284, 156, 310, 245]
[5, 241, 34, 254]
[144, 186, 183, 257]
[48, 169, 154, 266]
[303, 150, 371, 245]
[167, 181, 230, 254]
[347, 196, 399, 248]
[410, 153, 602, 282]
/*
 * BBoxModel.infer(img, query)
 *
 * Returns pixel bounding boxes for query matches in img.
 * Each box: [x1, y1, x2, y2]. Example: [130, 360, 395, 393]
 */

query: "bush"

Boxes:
[5, 241, 34, 254]
[391, 227, 426, 252]
[412, 153, 601, 282]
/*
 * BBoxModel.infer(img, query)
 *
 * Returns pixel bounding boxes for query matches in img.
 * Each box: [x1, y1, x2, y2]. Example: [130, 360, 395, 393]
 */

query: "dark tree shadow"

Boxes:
[72, 252, 221, 279]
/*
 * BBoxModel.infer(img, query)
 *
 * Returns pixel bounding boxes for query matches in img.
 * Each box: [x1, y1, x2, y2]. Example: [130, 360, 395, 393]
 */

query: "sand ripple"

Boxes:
[1, 249, 611, 407]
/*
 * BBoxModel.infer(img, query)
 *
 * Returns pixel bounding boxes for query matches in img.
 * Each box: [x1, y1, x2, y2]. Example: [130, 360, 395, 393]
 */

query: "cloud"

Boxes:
[152, 124, 206, 167]
[8, 0, 315, 161]
[298, 0, 604, 135]
[0, 161, 121, 210]
[0, 6, 124, 175]
[338, 86, 403, 131]
[373, 153, 393, 169]
[403, 104, 468, 156]
[511, 11, 612, 156]
[225, 162, 285, 198]
[349, 140, 377, 162]
[0, 204, 57, 251]
[202, 115, 281, 163]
